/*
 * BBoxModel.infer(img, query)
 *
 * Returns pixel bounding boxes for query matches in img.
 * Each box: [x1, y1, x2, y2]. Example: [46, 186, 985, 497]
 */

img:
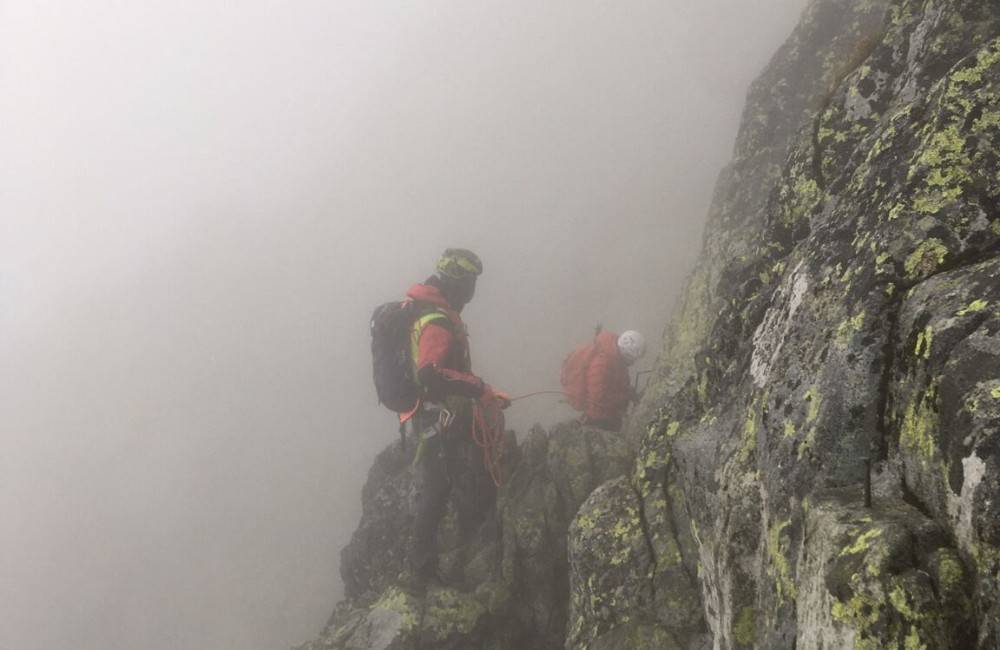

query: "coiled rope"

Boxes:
[471, 393, 507, 487]
[472, 389, 584, 485]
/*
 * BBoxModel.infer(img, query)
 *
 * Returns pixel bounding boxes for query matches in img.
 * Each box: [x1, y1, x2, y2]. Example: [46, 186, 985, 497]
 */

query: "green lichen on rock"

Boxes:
[830, 590, 882, 631]
[822, 504, 977, 650]
[835, 311, 867, 347]
[956, 299, 989, 316]
[567, 472, 706, 649]
[733, 607, 757, 647]
[738, 399, 760, 464]
[950, 36, 1000, 87]
[914, 325, 934, 359]
[373, 587, 419, 632]
[778, 164, 825, 226]
[904, 629, 928, 650]
[889, 583, 921, 621]
[768, 519, 796, 604]
[423, 588, 486, 641]
[910, 126, 971, 215]
[804, 386, 822, 424]
[904, 239, 949, 279]
[899, 379, 939, 462]
[839, 527, 883, 559]
[567, 478, 650, 646]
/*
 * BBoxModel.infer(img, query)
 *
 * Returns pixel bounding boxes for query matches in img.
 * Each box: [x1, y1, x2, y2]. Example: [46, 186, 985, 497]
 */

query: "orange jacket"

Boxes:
[561, 330, 631, 429]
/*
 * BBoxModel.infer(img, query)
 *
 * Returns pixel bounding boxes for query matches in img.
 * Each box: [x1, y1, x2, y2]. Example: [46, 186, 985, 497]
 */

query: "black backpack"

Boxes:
[370, 301, 446, 413]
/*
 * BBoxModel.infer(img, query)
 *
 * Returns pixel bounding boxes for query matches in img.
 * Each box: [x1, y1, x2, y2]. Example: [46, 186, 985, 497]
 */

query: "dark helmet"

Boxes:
[432, 248, 482, 312]
[436, 248, 483, 279]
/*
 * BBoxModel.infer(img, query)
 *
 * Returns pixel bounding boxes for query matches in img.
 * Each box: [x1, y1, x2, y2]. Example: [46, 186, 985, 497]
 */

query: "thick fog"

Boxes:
[1, 2, 806, 649]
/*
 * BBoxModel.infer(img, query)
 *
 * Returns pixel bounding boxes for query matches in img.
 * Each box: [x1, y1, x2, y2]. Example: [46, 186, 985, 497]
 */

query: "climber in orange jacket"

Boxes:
[561, 328, 647, 431]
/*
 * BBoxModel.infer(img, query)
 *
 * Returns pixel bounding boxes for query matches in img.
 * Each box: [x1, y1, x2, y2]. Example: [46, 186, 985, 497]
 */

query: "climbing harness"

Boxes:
[410, 404, 455, 467]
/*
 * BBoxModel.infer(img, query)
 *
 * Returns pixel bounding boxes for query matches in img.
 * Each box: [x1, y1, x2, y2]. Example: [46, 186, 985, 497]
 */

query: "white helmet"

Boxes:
[617, 330, 646, 365]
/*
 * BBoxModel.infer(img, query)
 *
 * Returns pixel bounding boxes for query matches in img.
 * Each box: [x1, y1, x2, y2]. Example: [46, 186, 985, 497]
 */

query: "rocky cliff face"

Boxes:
[573, 0, 1000, 648]
[296, 1, 1000, 648]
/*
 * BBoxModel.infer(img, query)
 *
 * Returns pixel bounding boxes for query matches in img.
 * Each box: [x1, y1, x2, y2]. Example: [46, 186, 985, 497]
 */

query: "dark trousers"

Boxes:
[410, 405, 495, 577]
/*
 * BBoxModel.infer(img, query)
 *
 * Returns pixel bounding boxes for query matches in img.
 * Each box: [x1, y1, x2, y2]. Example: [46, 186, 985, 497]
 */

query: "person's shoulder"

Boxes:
[417, 308, 457, 332]
[594, 330, 619, 352]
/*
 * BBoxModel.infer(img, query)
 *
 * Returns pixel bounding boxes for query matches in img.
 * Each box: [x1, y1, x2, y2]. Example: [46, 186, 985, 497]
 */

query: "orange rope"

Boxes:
[471, 390, 561, 487]
[472, 394, 507, 487]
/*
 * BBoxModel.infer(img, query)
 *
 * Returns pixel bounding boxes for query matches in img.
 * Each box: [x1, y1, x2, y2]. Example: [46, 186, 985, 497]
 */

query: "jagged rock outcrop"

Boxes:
[572, 0, 1000, 648]
[294, 421, 632, 650]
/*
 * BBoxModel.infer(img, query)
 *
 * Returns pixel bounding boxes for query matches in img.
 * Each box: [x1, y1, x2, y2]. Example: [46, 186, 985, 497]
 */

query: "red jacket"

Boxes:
[561, 330, 631, 429]
[406, 283, 484, 402]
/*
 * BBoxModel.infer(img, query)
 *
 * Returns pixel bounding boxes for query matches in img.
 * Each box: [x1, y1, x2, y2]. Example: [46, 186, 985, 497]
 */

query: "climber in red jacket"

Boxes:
[561, 328, 647, 431]
[404, 248, 510, 592]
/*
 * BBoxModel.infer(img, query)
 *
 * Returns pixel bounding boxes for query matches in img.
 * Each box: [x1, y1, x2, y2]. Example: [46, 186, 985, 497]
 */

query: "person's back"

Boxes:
[561, 329, 646, 431]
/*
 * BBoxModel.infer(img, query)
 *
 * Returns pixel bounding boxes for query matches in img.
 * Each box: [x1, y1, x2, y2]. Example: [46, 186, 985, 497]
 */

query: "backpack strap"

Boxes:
[410, 310, 450, 381]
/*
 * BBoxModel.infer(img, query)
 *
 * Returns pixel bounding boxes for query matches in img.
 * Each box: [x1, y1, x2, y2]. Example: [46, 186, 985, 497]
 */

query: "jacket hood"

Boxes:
[406, 283, 453, 310]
